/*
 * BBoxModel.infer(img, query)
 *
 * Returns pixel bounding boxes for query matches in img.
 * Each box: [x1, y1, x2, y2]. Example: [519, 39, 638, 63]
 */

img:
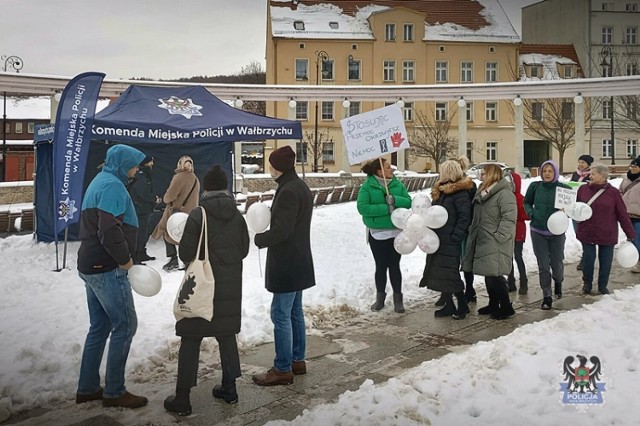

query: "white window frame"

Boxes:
[461, 62, 473, 83]
[486, 62, 498, 82]
[385, 23, 396, 41]
[627, 139, 638, 158]
[402, 60, 415, 82]
[403, 102, 413, 121]
[383, 60, 396, 82]
[296, 141, 308, 163]
[602, 99, 613, 119]
[627, 27, 638, 44]
[435, 102, 448, 121]
[348, 58, 361, 81]
[530, 65, 540, 78]
[28, 122, 35, 134]
[627, 63, 639, 75]
[322, 141, 335, 163]
[466, 142, 474, 162]
[321, 101, 334, 121]
[602, 139, 612, 158]
[532, 102, 544, 121]
[321, 59, 334, 81]
[296, 102, 309, 120]
[295, 59, 309, 81]
[349, 101, 361, 117]
[485, 101, 497, 122]
[466, 101, 474, 122]
[563, 65, 573, 78]
[403, 23, 414, 42]
[486, 142, 497, 161]
[602, 26, 613, 44]
[435, 61, 448, 83]
[15, 122, 23, 134]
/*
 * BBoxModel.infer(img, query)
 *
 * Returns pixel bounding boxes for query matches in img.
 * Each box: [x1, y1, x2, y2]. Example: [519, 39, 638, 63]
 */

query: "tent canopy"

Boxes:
[93, 85, 302, 143]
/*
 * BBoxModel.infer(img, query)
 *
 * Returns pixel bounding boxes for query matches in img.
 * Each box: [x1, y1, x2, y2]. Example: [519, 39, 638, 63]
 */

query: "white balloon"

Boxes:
[167, 212, 189, 242]
[568, 202, 593, 222]
[411, 193, 432, 216]
[129, 265, 162, 297]
[423, 205, 448, 229]
[246, 202, 271, 233]
[547, 211, 570, 235]
[616, 241, 640, 268]
[417, 228, 440, 254]
[393, 230, 417, 255]
[406, 214, 425, 233]
[391, 208, 412, 229]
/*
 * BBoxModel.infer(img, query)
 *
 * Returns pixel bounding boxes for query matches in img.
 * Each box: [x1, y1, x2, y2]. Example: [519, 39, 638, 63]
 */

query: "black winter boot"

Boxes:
[434, 293, 456, 317]
[478, 284, 498, 315]
[452, 292, 470, 320]
[163, 256, 179, 272]
[434, 293, 446, 306]
[212, 381, 238, 404]
[507, 279, 517, 293]
[371, 292, 386, 311]
[518, 277, 528, 295]
[464, 272, 477, 302]
[491, 281, 515, 320]
[393, 293, 405, 313]
[164, 388, 192, 416]
[554, 281, 563, 299]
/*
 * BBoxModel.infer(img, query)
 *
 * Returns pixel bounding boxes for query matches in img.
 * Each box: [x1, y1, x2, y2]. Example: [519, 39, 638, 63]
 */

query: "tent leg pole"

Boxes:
[62, 228, 69, 269]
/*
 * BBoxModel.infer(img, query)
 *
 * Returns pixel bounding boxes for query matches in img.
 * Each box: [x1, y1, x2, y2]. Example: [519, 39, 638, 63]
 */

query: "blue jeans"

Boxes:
[581, 243, 614, 292]
[271, 291, 306, 372]
[77, 269, 138, 398]
[632, 220, 640, 254]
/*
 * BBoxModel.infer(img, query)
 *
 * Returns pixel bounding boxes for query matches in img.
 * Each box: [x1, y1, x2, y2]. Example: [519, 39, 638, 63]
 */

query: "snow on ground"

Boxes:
[0, 177, 636, 425]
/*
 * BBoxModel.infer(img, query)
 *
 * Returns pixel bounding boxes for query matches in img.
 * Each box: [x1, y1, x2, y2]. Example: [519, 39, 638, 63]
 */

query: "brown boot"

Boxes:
[75, 387, 103, 404]
[252, 368, 294, 386]
[292, 360, 307, 375]
[102, 391, 148, 409]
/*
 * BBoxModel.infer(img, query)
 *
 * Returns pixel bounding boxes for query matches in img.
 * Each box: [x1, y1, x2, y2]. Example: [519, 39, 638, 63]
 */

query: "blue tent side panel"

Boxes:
[35, 140, 233, 243]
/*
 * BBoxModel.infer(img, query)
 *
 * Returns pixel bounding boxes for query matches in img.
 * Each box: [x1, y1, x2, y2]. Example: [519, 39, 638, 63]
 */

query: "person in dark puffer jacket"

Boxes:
[164, 165, 249, 416]
[76, 144, 148, 409]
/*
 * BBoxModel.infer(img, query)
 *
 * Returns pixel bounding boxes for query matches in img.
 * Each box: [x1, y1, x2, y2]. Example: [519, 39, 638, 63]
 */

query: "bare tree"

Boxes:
[302, 128, 332, 172]
[408, 106, 458, 172]
[236, 61, 266, 116]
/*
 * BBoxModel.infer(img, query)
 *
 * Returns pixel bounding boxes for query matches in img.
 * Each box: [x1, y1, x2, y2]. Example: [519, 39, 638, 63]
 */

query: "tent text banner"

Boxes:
[340, 104, 409, 165]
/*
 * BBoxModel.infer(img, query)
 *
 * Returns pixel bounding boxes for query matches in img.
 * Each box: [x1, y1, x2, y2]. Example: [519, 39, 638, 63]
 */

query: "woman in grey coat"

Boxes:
[462, 164, 517, 320]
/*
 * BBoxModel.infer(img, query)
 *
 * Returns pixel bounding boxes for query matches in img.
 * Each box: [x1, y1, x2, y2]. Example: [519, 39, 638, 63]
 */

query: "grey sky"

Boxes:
[1, 0, 537, 80]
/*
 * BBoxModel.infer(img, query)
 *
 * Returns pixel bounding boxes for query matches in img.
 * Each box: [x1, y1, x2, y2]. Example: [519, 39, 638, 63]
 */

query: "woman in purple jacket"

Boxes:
[576, 163, 636, 295]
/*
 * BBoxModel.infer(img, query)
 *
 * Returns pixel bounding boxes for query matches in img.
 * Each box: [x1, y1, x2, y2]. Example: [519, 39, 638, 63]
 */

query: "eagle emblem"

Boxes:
[560, 354, 605, 405]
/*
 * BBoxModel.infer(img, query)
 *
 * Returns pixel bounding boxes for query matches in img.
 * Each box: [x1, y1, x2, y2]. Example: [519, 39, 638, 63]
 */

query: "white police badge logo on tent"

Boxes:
[157, 96, 203, 119]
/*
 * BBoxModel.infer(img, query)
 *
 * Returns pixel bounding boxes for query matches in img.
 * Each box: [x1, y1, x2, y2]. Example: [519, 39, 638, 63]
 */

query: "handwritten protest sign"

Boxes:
[340, 104, 409, 165]
[555, 186, 577, 210]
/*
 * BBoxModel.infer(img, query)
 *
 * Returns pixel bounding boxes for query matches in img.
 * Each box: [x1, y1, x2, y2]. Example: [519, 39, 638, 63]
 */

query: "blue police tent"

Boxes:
[34, 85, 302, 242]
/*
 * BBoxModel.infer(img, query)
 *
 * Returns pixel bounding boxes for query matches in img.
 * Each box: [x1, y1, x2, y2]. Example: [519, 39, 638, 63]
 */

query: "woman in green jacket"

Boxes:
[357, 158, 411, 313]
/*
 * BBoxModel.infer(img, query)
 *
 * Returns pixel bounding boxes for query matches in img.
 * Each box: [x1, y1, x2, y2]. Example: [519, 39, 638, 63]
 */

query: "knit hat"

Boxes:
[631, 156, 640, 167]
[203, 165, 228, 191]
[578, 154, 594, 166]
[139, 154, 154, 167]
[269, 145, 296, 172]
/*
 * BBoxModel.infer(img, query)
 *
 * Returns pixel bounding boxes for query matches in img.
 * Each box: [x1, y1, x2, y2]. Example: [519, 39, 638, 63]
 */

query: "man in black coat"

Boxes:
[128, 155, 159, 264]
[252, 145, 316, 386]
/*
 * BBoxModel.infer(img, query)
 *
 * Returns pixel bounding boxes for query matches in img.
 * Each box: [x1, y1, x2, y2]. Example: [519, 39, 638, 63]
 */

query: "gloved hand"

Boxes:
[385, 195, 395, 214]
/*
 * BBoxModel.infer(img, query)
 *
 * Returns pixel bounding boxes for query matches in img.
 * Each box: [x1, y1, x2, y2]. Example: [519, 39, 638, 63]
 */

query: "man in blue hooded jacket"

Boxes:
[75, 144, 148, 409]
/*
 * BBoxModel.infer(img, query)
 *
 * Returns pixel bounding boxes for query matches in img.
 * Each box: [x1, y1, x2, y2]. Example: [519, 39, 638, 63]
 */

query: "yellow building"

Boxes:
[266, 0, 525, 172]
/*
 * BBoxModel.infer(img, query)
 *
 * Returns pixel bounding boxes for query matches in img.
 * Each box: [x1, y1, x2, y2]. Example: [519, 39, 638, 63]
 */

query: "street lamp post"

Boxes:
[600, 46, 615, 165]
[314, 50, 329, 173]
[2, 55, 23, 181]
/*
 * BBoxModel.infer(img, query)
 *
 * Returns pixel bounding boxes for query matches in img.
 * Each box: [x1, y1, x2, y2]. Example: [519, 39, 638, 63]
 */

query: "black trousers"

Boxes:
[135, 213, 151, 260]
[176, 334, 241, 390]
[368, 234, 402, 294]
[165, 239, 178, 258]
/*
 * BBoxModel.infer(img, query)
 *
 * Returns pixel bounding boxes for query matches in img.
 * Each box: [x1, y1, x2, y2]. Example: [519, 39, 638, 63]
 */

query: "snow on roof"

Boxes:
[0, 97, 110, 119]
[270, 0, 520, 43]
[519, 53, 578, 81]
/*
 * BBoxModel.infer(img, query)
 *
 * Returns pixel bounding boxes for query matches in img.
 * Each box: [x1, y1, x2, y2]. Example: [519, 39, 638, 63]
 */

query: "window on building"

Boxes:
[321, 59, 334, 81]
[296, 102, 309, 120]
[562, 102, 574, 120]
[626, 3, 639, 11]
[466, 142, 474, 162]
[403, 23, 414, 42]
[4, 123, 9, 134]
[628, 139, 638, 158]
[461, 62, 473, 83]
[627, 63, 639, 75]
[403, 60, 415, 82]
[329, 22, 339, 29]
[323, 141, 335, 163]
[435, 61, 448, 82]
[602, 139, 612, 158]
[403, 102, 414, 121]
[563, 65, 573, 78]
[486, 62, 498, 82]
[435, 102, 448, 121]
[383, 60, 396, 82]
[602, 2, 615, 10]
[602, 64, 613, 77]
[295, 59, 309, 80]
[321, 101, 334, 120]
[602, 26, 613, 44]
[602, 99, 613, 119]
[530, 65, 541, 78]
[28, 122, 35, 134]
[532, 102, 544, 121]
[466, 101, 474, 121]
[349, 101, 361, 117]
[485, 101, 497, 121]
[486, 142, 497, 161]
[348, 58, 361, 81]
[385, 23, 396, 41]
[15, 122, 23, 133]
[296, 142, 308, 163]
[294, 21, 305, 31]
[627, 27, 638, 44]
[627, 102, 638, 119]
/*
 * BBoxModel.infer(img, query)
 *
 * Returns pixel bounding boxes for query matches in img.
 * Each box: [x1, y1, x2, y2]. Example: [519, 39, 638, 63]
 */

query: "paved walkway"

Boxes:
[5, 261, 639, 426]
